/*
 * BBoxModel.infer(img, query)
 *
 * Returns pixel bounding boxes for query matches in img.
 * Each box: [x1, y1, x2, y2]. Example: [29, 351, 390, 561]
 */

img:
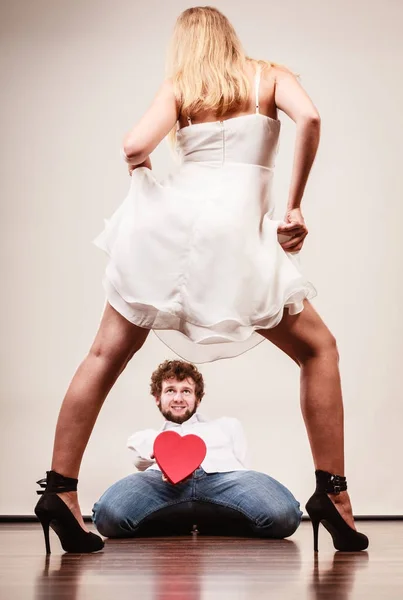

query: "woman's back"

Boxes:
[176, 61, 279, 129]
[174, 63, 281, 170]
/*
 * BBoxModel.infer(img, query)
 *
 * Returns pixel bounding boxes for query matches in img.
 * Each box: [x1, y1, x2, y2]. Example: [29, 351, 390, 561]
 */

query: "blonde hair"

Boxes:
[165, 6, 297, 151]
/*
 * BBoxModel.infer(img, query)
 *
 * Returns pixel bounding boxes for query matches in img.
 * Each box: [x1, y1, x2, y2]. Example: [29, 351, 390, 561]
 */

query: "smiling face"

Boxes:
[156, 377, 201, 424]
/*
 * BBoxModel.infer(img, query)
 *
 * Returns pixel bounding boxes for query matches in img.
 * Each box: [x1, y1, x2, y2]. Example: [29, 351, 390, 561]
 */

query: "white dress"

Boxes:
[93, 66, 317, 363]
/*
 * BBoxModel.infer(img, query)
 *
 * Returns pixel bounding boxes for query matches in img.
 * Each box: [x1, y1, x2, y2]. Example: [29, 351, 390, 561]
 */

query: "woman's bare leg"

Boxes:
[48, 302, 150, 532]
[257, 299, 355, 529]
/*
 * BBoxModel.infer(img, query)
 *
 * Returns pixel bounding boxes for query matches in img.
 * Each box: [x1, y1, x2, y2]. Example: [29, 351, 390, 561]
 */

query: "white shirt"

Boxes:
[127, 411, 248, 473]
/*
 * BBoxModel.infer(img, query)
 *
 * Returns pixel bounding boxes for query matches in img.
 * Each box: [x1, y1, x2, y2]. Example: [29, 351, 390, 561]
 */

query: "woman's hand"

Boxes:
[277, 208, 308, 252]
[128, 156, 152, 176]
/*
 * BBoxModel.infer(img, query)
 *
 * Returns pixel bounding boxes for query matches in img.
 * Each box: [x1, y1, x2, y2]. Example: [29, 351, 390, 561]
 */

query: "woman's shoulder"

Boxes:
[263, 62, 300, 84]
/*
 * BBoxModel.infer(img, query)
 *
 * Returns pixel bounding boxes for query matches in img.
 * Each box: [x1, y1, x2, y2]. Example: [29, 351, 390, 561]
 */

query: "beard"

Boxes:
[159, 404, 198, 425]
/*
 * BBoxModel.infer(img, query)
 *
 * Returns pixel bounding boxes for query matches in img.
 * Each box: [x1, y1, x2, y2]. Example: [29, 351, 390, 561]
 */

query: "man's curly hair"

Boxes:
[150, 359, 205, 402]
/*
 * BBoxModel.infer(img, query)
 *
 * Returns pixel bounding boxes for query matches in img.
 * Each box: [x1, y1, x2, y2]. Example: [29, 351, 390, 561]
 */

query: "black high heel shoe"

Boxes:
[34, 470, 104, 554]
[305, 470, 369, 552]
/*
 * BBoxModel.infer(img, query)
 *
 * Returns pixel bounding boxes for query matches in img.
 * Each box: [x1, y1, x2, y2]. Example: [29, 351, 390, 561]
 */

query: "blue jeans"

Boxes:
[92, 468, 302, 539]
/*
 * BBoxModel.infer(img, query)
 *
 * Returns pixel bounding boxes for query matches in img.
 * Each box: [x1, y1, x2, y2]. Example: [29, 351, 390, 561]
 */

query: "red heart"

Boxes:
[153, 430, 207, 484]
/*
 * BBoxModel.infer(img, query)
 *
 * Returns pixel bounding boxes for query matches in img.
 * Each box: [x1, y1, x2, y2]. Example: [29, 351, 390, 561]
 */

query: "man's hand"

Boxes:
[161, 472, 193, 484]
[150, 454, 194, 484]
[277, 208, 308, 252]
[128, 156, 152, 176]
[150, 454, 168, 482]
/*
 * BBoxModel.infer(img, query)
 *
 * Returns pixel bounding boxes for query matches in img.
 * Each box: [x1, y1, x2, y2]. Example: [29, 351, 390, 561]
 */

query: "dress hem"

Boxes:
[100, 271, 318, 348]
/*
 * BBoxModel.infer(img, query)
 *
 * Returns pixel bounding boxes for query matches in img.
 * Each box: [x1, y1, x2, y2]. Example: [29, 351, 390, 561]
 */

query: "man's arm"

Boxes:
[228, 418, 249, 467]
[127, 429, 157, 471]
[129, 449, 156, 472]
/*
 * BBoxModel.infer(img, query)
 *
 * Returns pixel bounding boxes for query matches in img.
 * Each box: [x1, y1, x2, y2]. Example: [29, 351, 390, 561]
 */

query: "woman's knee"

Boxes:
[259, 301, 340, 366]
[297, 329, 339, 365]
[90, 331, 147, 365]
[89, 306, 149, 370]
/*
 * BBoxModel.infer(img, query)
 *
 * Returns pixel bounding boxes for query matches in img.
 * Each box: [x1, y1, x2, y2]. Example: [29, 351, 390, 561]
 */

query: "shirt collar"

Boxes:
[159, 410, 207, 431]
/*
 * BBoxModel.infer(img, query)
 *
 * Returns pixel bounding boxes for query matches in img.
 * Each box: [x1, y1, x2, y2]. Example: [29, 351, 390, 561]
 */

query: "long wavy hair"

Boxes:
[165, 6, 297, 151]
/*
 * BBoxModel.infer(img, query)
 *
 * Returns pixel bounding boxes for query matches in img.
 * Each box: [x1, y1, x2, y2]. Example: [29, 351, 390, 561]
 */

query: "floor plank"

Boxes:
[0, 521, 402, 599]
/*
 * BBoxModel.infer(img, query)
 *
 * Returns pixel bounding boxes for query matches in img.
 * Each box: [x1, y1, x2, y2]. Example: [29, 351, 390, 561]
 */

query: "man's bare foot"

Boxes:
[56, 491, 90, 533]
[328, 490, 356, 530]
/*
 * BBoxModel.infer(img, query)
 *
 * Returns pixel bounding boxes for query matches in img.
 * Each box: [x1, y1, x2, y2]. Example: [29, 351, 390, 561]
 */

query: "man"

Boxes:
[92, 360, 302, 539]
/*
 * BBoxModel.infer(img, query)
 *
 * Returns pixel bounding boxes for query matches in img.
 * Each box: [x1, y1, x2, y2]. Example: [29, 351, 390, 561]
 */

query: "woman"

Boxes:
[35, 6, 368, 553]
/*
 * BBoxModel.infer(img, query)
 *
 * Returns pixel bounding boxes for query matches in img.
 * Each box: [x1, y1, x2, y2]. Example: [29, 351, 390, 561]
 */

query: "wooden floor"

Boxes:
[0, 521, 402, 599]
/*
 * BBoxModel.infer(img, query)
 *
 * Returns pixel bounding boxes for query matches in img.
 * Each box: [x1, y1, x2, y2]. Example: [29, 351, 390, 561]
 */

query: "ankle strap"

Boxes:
[315, 469, 347, 495]
[36, 470, 78, 495]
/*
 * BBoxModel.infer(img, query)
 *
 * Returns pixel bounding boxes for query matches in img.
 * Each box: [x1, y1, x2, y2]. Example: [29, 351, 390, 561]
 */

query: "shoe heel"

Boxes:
[307, 470, 369, 552]
[312, 518, 320, 553]
[39, 517, 51, 555]
[35, 471, 104, 554]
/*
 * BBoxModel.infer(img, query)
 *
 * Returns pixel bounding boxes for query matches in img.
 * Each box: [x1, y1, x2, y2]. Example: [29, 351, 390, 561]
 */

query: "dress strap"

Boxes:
[255, 63, 262, 114]
[187, 115, 192, 126]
